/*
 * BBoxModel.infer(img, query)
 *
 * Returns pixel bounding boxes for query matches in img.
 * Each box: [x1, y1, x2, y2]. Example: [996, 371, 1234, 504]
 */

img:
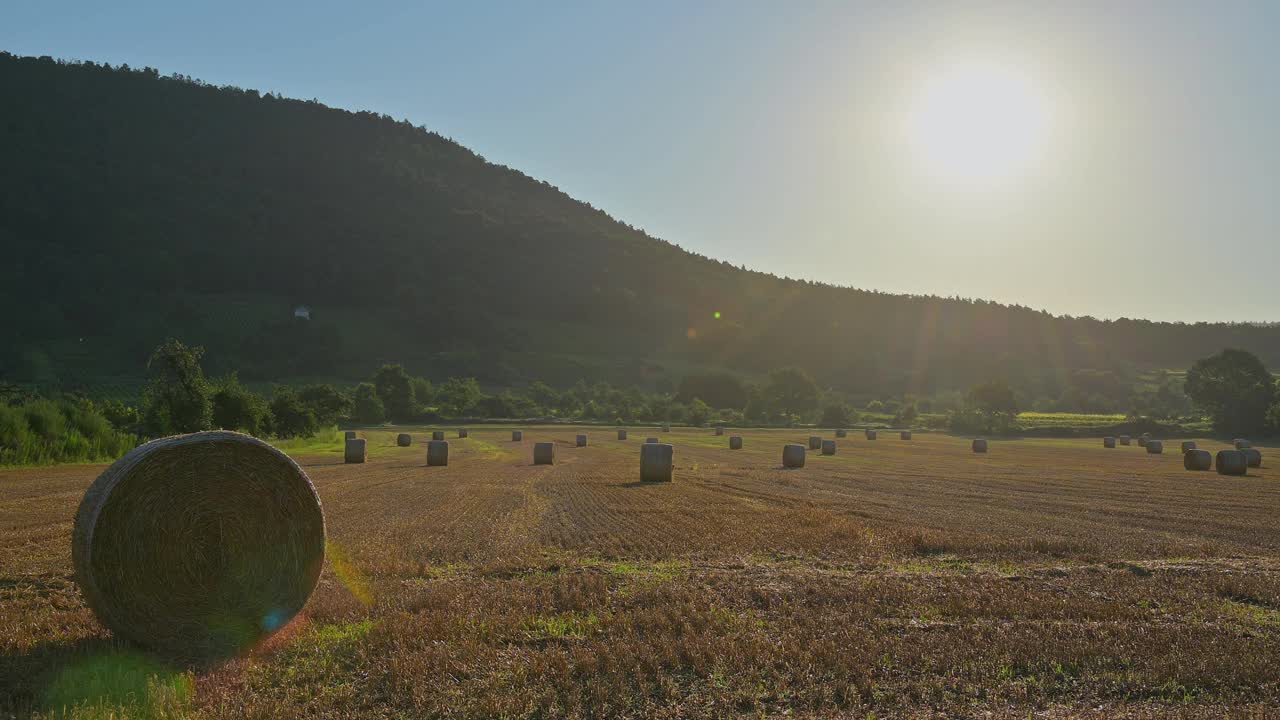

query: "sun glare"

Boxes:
[904, 60, 1053, 187]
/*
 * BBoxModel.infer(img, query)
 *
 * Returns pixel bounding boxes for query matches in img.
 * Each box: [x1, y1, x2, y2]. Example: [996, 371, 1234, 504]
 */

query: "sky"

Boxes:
[4, 1, 1279, 323]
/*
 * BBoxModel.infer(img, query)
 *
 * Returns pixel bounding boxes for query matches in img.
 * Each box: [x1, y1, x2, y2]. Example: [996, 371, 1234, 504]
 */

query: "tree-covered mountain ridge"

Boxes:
[3, 51, 1279, 400]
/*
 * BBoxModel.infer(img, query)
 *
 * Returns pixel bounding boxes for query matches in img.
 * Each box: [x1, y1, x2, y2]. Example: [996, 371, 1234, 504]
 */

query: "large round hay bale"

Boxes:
[1119, 435, 1131, 446]
[900, 431, 912, 441]
[1180, 441, 1196, 453]
[457, 429, 469, 439]
[783, 444, 806, 468]
[345, 438, 367, 463]
[617, 429, 628, 440]
[533, 442, 555, 465]
[1216, 450, 1248, 476]
[714, 426, 724, 436]
[808, 436, 822, 450]
[344, 430, 356, 440]
[1235, 439, 1252, 450]
[396, 433, 412, 447]
[1184, 449, 1212, 471]
[72, 431, 325, 659]
[729, 435, 743, 450]
[640, 443, 675, 483]
[576, 434, 588, 447]
[432, 431, 445, 441]
[835, 429, 847, 438]
[1146, 440, 1163, 454]
[865, 430, 877, 441]
[646, 437, 660, 443]
[1243, 448, 1263, 468]
[1103, 436, 1116, 448]
[427, 440, 449, 466]
[512, 430, 523, 442]
[821, 439, 836, 456]
[972, 438, 988, 453]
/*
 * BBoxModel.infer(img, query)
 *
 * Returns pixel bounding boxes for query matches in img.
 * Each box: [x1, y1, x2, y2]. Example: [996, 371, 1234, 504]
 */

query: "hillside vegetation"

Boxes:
[4, 52, 1280, 398]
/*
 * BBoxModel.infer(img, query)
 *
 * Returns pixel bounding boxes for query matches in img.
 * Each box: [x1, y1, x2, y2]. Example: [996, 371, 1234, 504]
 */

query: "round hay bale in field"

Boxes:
[512, 430, 523, 442]
[821, 439, 836, 456]
[576, 434, 589, 447]
[1146, 440, 1163, 454]
[1243, 448, 1263, 468]
[457, 429, 469, 439]
[1119, 435, 1131, 446]
[972, 438, 988, 453]
[1235, 439, 1252, 450]
[835, 429, 847, 438]
[427, 440, 449, 466]
[729, 435, 743, 450]
[1216, 450, 1248, 476]
[617, 429, 628, 440]
[1137, 436, 1149, 448]
[646, 437, 660, 443]
[1141, 432, 1152, 440]
[715, 426, 724, 436]
[661, 424, 671, 433]
[1180, 441, 1196, 453]
[783, 444, 806, 468]
[865, 430, 877, 441]
[640, 443, 675, 483]
[432, 431, 445, 441]
[396, 433, 412, 447]
[808, 436, 822, 450]
[72, 431, 325, 659]
[900, 431, 912, 441]
[533, 442, 555, 465]
[344, 431, 356, 440]
[1103, 436, 1116, 448]
[1184, 449, 1212, 471]
[345, 438, 367, 464]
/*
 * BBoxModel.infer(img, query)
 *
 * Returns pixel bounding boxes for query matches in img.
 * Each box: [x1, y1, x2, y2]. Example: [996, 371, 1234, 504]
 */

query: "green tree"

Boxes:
[211, 374, 270, 435]
[764, 367, 820, 418]
[268, 386, 318, 438]
[1185, 349, 1278, 434]
[374, 364, 416, 422]
[686, 398, 712, 427]
[298, 384, 351, 426]
[437, 377, 482, 416]
[141, 338, 212, 435]
[676, 372, 749, 409]
[352, 383, 385, 425]
[819, 403, 852, 428]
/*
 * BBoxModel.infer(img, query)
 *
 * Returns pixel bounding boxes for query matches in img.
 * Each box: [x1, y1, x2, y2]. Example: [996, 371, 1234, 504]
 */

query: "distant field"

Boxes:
[3, 427, 1278, 718]
[1016, 411, 1128, 427]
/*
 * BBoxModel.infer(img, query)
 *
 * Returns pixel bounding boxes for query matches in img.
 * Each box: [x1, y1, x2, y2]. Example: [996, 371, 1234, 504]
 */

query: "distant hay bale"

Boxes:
[972, 438, 988, 453]
[646, 437, 660, 443]
[808, 436, 822, 450]
[1137, 436, 1149, 448]
[1180, 441, 1196, 453]
[1243, 448, 1263, 468]
[344, 431, 357, 440]
[1103, 437, 1116, 448]
[715, 426, 724, 436]
[730, 435, 743, 450]
[617, 429, 628, 440]
[1146, 440, 1163, 454]
[345, 438, 367, 464]
[900, 431, 912, 441]
[512, 430, 523, 442]
[534, 442, 555, 465]
[432, 431, 445, 441]
[576, 434, 588, 447]
[1184, 449, 1212, 471]
[640, 443, 675, 483]
[1235, 439, 1252, 450]
[662, 424, 671, 433]
[821, 440, 836, 456]
[835, 429, 847, 438]
[865, 430, 877, 440]
[1216, 450, 1247, 476]
[72, 431, 325, 659]
[1119, 435, 1131, 446]
[1141, 432, 1152, 440]
[458, 429, 469, 439]
[783, 444, 806, 468]
[396, 433, 412, 447]
[427, 440, 449, 466]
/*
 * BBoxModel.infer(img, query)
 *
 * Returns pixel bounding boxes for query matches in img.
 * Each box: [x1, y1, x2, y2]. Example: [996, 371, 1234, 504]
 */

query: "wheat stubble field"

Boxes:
[3, 428, 1279, 719]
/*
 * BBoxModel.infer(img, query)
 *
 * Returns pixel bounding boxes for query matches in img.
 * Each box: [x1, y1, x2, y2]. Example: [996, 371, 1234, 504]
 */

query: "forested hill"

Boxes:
[3, 52, 1279, 398]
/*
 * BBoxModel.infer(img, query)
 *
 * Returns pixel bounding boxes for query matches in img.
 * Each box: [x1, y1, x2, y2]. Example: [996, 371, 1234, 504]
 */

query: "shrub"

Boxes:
[298, 384, 351, 426]
[268, 386, 318, 439]
[141, 338, 212, 435]
[820, 403, 851, 428]
[352, 383, 385, 425]
[211, 375, 271, 435]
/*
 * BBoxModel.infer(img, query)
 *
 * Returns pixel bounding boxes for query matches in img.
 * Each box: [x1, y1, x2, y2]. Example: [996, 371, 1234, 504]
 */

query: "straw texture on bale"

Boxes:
[835, 429, 847, 438]
[432, 431, 445, 441]
[1119, 435, 1131, 445]
[427, 440, 448, 466]
[617, 429, 627, 440]
[1243, 448, 1263, 468]
[865, 430, 877, 440]
[72, 431, 325, 659]
[1103, 437, 1116, 448]
[1180, 441, 1196, 453]
[640, 443, 675, 483]
[344, 431, 356, 440]
[512, 430, 523, 442]
[646, 437, 659, 443]
[808, 436, 822, 450]
[821, 440, 836, 456]
[576, 434, 588, 447]
[783, 444, 806, 468]
[1216, 450, 1247, 476]
[533, 442, 555, 465]
[458, 429, 469, 438]
[973, 438, 988, 453]
[396, 433, 412, 447]
[1146, 440, 1163, 454]
[900, 431, 912, 441]
[715, 426, 724, 436]
[344, 438, 367, 464]
[1184, 449, 1212, 471]
[1235, 439, 1252, 450]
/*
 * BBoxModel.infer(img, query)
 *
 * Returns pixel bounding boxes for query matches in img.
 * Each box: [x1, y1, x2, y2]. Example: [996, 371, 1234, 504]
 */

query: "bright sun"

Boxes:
[904, 60, 1052, 187]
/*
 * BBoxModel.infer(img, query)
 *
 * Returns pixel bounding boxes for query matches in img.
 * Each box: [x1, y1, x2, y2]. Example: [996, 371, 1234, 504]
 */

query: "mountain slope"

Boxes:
[3, 52, 1278, 398]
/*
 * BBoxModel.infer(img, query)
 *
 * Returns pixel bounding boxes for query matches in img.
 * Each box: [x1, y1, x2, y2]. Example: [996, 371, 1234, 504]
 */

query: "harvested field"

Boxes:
[3, 427, 1279, 719]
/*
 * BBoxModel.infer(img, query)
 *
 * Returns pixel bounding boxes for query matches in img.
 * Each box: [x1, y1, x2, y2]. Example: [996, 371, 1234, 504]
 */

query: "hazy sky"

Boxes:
[5, 1, 1279, 322]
